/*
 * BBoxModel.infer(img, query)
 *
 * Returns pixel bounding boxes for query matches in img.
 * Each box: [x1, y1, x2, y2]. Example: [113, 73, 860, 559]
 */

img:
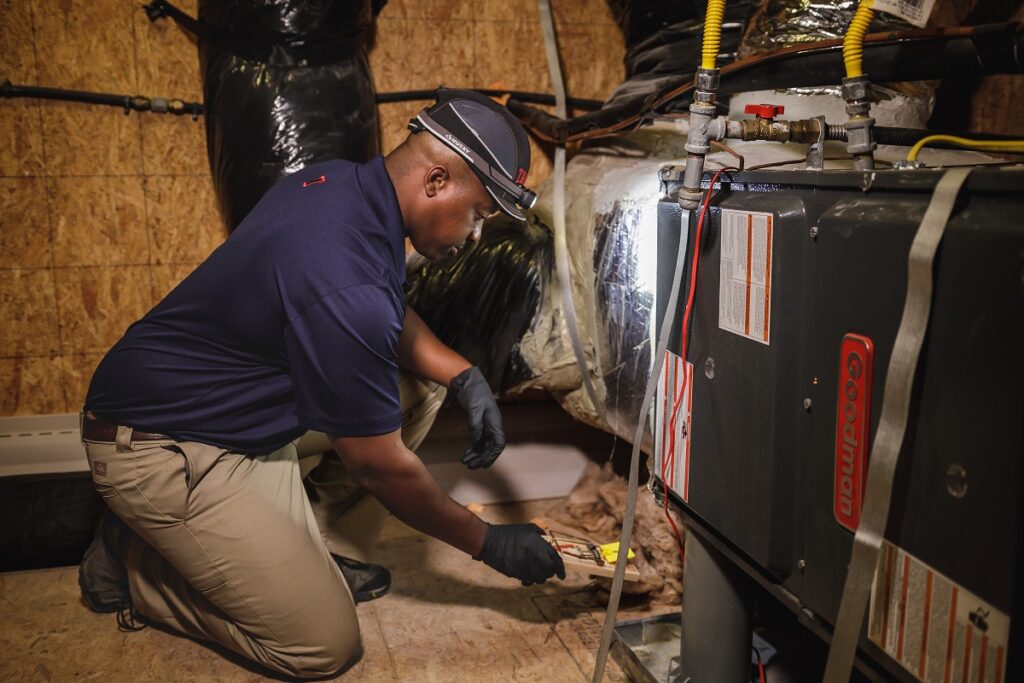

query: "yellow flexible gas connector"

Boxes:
[701, 0, 726, 70]
[907, 135, 1024, 161]
[843, 0, 874, 78]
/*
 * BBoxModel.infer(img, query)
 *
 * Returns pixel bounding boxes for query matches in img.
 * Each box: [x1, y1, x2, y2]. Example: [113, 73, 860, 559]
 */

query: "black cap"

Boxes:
[409, 88, 537, 221]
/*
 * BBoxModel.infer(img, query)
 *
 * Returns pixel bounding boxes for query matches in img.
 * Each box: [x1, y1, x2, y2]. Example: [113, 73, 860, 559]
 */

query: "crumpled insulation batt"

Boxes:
[546, 461, 683, 605]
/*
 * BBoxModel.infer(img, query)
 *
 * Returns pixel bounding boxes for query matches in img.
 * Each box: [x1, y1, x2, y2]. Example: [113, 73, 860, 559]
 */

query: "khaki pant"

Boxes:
[297, 373, 447, 562]
[83, 374, 446, 679]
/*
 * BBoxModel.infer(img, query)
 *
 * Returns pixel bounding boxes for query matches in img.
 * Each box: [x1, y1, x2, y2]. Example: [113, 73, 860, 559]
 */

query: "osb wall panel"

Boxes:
[0, 0, 44, 177]
[372, 0, 626, 186]
[0, 0, 215, 416]
[0, 0, 625, 417]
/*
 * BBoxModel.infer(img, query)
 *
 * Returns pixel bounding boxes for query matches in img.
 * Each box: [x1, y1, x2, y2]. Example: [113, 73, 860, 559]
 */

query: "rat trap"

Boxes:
[543, 529, 641, 582]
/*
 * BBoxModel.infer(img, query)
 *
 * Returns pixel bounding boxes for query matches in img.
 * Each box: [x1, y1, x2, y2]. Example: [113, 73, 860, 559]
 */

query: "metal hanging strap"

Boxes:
[823, 167, 973, 682]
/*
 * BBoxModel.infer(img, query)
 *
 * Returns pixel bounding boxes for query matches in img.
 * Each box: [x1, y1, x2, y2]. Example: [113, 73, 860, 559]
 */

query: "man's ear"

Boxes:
[424, 164, 450, 199]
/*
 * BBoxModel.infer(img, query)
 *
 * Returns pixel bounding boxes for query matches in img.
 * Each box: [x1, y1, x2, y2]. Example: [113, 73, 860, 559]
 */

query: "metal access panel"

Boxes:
[654, 167, 1024, 680]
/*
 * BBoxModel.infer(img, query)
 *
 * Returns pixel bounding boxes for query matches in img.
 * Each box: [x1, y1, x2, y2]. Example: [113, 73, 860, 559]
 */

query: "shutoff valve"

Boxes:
[744, 104, 785, 121]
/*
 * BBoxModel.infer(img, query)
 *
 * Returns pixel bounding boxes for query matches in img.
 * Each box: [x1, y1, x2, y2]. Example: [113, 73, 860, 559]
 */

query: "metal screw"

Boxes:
[798, 559, 806, 572]
[803, 398, 812, 412]
[946, 464, 968, 498]
[704, 357, 715, 379]
[809, 226, 819, 240]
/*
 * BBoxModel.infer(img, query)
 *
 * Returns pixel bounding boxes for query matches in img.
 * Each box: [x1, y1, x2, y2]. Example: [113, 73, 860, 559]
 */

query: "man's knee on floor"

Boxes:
[264, 622, 362, 679]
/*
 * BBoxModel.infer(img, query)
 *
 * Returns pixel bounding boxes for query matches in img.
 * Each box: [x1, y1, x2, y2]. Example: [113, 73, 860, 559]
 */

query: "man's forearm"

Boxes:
[397, 307, 471, 386]
[337, 437, 486, 556]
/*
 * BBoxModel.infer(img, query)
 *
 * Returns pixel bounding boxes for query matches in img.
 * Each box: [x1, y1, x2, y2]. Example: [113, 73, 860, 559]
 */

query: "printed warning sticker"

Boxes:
[868, 541, 1010, 683]
[719, 209, 773, 345]
[656, 352, 693, 502]
[871, 0, 937, 28]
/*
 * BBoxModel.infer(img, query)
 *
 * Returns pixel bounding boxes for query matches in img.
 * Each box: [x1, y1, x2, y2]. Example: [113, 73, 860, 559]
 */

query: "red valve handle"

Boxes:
[744, 103, 785, 119]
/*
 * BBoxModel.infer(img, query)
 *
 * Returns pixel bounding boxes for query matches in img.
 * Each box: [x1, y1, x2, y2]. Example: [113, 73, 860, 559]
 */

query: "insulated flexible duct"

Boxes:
[506, 24, 1024, 144]
[603, 0, 754, 113]
[192, 0, 381, 230]
[405, 218, 553, 393]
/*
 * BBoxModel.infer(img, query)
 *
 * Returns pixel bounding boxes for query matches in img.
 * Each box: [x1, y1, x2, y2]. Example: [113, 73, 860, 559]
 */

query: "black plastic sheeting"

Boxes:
[198, 0, 384, 230]
[405, 216, 554, 395]
[0, 473, 102, 571]
[603, 0, 755, 110]
[606, 0, 698, 50]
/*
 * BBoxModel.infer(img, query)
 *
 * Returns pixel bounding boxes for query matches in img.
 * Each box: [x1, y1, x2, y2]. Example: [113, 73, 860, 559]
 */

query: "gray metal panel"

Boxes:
[800, 192, 920, 622]
[684, 192, 809, 577]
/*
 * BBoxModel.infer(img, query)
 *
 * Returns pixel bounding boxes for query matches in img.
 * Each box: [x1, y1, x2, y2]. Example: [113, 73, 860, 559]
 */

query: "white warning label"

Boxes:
[871, 0, 937, 28]
[656, 352, 693, 503]
[868, 541, 1010, 683]
[718, 209, 773, 345]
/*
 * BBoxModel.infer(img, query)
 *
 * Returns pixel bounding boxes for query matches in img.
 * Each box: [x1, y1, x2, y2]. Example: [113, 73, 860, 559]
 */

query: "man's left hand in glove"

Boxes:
[450, 366, 506, 469]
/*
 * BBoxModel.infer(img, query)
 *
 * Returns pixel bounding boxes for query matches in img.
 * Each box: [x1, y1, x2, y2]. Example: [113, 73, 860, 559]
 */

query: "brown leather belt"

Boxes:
[81, 412, 172, 443]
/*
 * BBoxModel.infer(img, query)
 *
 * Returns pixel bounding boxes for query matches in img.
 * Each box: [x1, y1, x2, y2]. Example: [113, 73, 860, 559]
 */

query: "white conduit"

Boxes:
[536, 0, 602, 417]
[534, 3, 693, 680]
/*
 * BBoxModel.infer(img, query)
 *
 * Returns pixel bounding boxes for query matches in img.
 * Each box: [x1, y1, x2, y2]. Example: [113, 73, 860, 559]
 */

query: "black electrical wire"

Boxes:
[819, 123, 1024, 146]
[1, 80, 204, 118]
[1, 80, 603, 117]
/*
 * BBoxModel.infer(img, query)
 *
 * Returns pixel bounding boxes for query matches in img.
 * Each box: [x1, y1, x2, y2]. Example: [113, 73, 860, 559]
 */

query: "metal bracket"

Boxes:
[805, 115, 827, 171]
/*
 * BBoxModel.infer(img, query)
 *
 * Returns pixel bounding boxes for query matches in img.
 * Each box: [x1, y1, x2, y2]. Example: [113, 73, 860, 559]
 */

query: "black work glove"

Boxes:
[450, 366, 506, 469]
[474, 523, 566, 586]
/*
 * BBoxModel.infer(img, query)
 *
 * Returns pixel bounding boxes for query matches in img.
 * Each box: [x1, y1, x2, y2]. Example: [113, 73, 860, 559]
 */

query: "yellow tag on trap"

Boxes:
[598, 542, 635, 565]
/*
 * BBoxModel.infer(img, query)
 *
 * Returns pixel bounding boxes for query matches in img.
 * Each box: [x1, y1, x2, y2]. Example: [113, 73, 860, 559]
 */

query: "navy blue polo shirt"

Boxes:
[85, 157, 407, 454]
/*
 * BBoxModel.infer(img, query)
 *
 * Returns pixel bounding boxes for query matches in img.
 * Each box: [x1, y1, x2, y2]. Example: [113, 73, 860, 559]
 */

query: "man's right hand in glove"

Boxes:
[474, 523, 566, 586]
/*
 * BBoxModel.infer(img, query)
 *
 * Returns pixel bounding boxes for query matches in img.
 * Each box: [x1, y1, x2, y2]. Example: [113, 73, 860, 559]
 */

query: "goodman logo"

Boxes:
[444, 133, 472, 157]
[834, 333, 874, 532]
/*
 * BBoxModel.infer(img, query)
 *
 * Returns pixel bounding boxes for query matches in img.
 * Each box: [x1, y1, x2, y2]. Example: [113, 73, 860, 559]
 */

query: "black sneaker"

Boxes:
[79, 508, 133, 613]
[331, 553, 391, 603]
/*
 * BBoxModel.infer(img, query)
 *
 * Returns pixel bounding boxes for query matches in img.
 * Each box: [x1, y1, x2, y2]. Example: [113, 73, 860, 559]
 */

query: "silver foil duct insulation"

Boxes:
[735, 0, 933, 120]
[514, 130, 692, 449]
[738, 0, 909, 57]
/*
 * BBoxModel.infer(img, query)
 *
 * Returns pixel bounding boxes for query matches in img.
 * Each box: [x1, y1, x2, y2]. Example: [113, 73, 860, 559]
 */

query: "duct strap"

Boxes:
[822, 167, 973, 682]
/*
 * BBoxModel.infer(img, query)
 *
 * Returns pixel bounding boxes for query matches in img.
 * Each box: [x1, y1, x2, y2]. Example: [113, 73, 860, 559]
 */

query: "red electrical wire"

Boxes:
[755, 646, 767, 683]
[661, 167, 736, 567]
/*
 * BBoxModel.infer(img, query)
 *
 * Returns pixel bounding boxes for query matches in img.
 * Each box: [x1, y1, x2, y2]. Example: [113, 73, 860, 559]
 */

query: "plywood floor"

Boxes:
[0, 498, 674, 682]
